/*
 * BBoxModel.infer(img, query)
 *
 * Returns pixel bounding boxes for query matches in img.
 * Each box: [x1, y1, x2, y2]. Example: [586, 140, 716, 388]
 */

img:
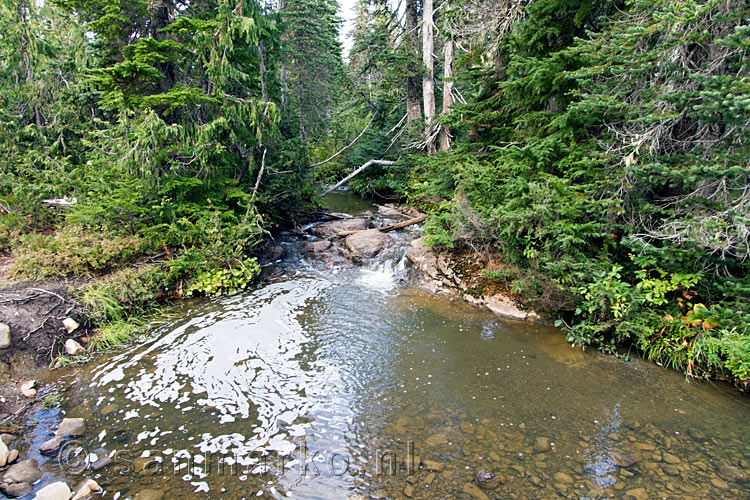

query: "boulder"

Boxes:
[33, 481, 72, 500]
[0, 323, 10, 349]
[64, 339, 85, 356]
[55, 418, 86, 438]
[310, 218, 368, 238]
[345, 229, 392, 258]
[306, 240, 332, 253]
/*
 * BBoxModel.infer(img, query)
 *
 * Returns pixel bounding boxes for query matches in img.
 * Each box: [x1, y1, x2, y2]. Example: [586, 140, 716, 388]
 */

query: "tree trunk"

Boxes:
[439, 39, 454, 151]
[281, 65, 288, 113]
[422, 0, 436, 153]
[405, 0, 421, 123]
[257, 40, 268, 101]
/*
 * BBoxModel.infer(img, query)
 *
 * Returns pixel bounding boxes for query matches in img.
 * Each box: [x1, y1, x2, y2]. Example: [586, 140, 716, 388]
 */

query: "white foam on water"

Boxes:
[357, 252, 408, 293]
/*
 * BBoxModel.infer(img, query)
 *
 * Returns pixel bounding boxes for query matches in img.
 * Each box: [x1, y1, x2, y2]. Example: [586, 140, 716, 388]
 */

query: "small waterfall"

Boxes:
[357, 249, 410, 292]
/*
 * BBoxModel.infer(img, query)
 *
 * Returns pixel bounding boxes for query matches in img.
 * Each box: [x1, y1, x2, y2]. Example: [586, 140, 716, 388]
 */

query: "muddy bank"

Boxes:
[0, 281, 92, 423]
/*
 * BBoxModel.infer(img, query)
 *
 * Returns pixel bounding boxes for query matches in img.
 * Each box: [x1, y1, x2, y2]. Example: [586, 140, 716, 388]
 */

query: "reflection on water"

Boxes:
[23, 195, 750, 499]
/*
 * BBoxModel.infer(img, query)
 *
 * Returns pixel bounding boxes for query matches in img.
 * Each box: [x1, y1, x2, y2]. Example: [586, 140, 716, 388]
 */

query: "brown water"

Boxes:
[20, 193, 750, 499]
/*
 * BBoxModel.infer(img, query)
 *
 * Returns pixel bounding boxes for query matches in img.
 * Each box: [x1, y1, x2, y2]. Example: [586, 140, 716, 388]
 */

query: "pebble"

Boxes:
[662, 452, 680, 464]
[553, 472, 574, 484]
[7, 449, 18, 464]
[422, 459, 443, 472]
[64, 339, 85, 356]
[0, 434, 14, 446]
[62, 317, 80, 334]
[462, 482, 489, 500]
[625, 487, 648, 500]
[18, 380, 37, 398]
[39, 436, 65, 455]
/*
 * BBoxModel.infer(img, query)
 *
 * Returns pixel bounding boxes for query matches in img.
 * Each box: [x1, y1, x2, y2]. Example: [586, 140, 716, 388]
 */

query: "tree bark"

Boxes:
[405, 0, 421, 123]
[422, 0, 436, 153]
[439, 39, 454, 151]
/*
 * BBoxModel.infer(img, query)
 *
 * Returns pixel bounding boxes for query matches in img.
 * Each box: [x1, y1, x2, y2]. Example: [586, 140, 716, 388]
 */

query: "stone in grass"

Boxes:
[55, 418, 86, 438]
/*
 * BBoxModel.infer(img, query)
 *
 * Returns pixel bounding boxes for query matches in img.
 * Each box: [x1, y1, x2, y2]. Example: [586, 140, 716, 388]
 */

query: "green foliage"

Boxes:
[41, 392, 62, 409]
[185, 258, 261, 297]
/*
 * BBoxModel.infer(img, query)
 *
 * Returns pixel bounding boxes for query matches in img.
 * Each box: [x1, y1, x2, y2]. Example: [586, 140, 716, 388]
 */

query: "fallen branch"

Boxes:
[339, 214, 426, 237]
[320, 159, 395, 197]
[308, 115, 374, 169]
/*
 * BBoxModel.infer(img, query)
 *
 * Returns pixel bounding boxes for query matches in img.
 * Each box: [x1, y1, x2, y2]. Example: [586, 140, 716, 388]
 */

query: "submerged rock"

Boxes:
[533, 436, 551, 453]
[55, 418, 86, 438]
[476, 470, 504, 490]
[718, 463, 749, 482]
[345, 229, 392, 258]
[462, 482, 489, 500]
[133, 488, 165, 500]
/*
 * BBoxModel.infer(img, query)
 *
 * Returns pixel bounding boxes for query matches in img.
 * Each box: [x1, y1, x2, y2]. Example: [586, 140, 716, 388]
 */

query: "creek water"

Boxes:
[19, 192, 750, 499]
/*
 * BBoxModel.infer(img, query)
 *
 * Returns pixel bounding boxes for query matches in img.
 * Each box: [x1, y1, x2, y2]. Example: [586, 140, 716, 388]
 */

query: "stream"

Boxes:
[15, 192, 750, 499]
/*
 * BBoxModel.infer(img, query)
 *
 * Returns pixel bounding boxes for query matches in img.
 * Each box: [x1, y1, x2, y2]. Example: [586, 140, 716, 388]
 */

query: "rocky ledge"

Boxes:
[405, 237, 541, 322]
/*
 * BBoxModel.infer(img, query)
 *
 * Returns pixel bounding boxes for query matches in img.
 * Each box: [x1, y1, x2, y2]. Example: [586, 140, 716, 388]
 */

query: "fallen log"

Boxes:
[338, 214, 426, 237]
[320, 159, 395, 197]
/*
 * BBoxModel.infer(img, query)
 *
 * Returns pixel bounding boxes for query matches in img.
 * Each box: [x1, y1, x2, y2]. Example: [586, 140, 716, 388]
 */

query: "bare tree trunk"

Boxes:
[405, 0, 421, 123]
[257, 40, 268, 101]
[439, 39, 454, 151]
[422, 0, 436, 154]
[18, 0, 41, 127]
[280, 65, 288, 113]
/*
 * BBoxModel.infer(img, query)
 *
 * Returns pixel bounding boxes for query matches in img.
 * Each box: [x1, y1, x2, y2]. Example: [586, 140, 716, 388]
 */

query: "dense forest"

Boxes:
[1, 0, 748, 387]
